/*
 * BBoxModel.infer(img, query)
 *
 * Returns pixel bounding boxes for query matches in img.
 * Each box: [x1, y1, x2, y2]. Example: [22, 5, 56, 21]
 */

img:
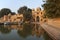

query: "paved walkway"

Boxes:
[47, 21, 60, 29]
[41, 23, 60, 40]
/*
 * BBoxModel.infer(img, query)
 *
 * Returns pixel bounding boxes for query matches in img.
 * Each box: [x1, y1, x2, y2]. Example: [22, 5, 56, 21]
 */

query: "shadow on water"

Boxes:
[0, 23, 53, 40]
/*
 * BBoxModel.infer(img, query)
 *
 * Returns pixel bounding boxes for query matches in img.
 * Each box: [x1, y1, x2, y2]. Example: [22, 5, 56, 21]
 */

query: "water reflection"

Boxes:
[18, 23, 33, 38]
[0, 23, 52, 40]
[0, 25, 11, 34]
[32, 24, 44, 38]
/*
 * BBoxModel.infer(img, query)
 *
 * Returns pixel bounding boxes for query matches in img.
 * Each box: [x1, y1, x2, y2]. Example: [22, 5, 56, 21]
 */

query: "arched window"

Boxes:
[36, 16, 40, 22]
[41, 12, 42, 14]
[37, 13, 39, 14]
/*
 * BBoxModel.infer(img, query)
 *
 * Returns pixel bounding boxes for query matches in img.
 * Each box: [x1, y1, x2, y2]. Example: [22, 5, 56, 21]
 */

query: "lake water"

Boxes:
[0, 23, 52, 40]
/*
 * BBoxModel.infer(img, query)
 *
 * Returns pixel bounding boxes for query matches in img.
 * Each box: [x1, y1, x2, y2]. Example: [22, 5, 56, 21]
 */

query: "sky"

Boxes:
[0, 0, 44, 13]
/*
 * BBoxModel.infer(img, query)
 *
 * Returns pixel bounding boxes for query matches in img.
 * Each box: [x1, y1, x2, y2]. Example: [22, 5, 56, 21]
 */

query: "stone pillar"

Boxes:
[4, 15, 8, 22]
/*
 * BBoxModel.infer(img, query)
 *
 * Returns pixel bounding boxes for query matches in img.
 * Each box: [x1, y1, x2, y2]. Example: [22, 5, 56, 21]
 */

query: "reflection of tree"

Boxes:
[17, 23, 33, 38]
[0, 25, 11, 34]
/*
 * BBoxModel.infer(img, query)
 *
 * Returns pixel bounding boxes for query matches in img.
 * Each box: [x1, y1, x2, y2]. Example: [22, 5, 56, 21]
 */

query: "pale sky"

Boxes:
[0, 0, 44, 13]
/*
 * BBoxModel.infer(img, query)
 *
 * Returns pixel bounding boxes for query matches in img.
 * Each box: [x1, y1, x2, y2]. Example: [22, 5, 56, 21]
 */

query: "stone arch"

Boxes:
[36, 16, 40, 22]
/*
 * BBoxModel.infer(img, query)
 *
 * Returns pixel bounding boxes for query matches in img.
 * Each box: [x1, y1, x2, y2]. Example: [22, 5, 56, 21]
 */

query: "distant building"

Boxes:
[0, 13, 23, 23]
[10, 14, 23, 22]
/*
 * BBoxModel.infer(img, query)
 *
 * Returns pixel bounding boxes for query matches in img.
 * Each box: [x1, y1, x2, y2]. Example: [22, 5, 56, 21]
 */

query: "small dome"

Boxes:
[36, 7, 41, 11]
[32, 9, 35, 11]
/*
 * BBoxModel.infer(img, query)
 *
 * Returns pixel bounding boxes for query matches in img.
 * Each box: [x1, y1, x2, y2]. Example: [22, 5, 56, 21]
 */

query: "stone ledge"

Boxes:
[41, 23, 60, 40]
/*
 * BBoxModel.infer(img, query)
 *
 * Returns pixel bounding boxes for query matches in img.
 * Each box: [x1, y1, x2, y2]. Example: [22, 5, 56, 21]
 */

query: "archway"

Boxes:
[36, 16, 40, 22]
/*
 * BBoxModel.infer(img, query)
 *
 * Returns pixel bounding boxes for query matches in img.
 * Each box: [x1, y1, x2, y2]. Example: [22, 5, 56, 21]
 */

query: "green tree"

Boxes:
[11, 12, 16, 15]
[42, 0, 60, 18]
[0, 8, 11, 18]
[17, 6, 32, 21]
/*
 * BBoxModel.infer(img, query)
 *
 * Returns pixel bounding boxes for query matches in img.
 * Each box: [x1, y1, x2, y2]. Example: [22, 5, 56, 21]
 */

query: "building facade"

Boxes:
[0, 14, 23, 23]
[32, 7, 45, 23]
